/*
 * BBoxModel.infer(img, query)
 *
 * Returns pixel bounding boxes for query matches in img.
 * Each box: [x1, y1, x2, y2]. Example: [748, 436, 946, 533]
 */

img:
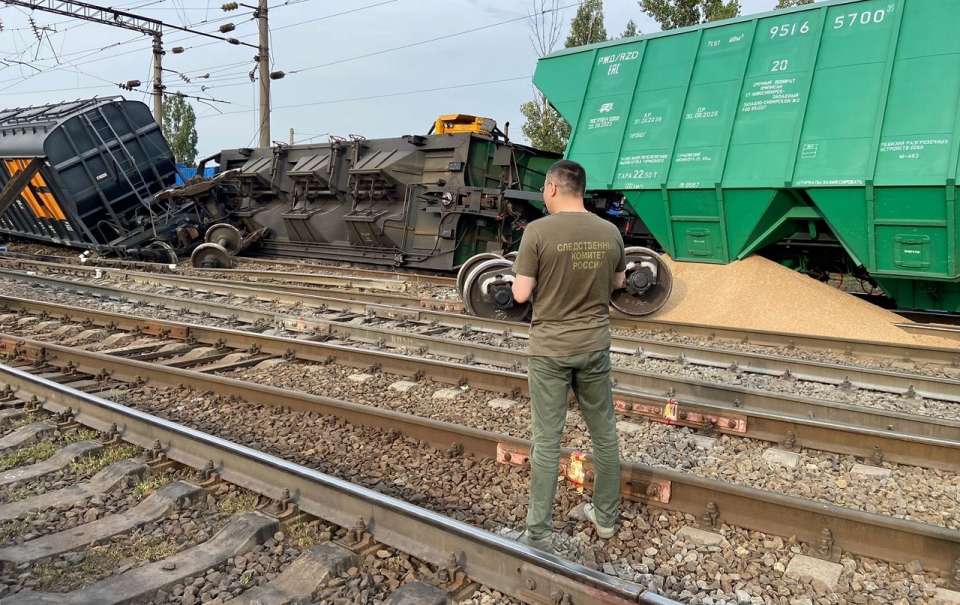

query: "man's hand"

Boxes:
[512, 274, 537, 304]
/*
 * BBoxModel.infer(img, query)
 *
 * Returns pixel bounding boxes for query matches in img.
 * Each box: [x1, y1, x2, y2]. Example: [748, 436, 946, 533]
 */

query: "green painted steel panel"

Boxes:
[533, 0, 960, 311]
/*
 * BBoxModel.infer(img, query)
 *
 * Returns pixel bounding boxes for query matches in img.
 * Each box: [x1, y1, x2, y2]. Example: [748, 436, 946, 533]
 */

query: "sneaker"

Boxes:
[583, 504, 615, 539]
[516, 530, 554, 552]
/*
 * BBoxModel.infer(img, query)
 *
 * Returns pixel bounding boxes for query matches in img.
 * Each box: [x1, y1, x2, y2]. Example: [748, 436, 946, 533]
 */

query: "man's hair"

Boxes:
[546, 160, 586, 198]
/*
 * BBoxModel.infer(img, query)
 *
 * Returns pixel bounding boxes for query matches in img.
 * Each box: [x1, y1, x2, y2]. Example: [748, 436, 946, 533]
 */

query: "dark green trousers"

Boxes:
[526, 349, 621, 539]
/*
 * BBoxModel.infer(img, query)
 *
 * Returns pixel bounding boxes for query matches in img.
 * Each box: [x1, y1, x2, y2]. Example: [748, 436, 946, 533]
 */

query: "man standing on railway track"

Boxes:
[511, 159, 626, 549]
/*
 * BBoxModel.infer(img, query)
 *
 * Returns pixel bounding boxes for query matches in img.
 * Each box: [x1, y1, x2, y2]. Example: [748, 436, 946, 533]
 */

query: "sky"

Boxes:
[0, 0, 783, 157]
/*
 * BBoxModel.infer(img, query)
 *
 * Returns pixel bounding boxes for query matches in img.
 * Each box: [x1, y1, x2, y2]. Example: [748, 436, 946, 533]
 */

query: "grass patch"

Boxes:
[10, 412, 45, 429]
[70, 444, 140, 476]
[31, 543, 124, 592]
[132, 472, 173, 499]
[218, 491, 259, 515]
[285, 517, 329, 550]
[0, 440, 57, 471]
[29, 528, 186, 592]
[0, 515, 32, 544]
[63, 428, 99, 444]
[130, 533, 178, 562]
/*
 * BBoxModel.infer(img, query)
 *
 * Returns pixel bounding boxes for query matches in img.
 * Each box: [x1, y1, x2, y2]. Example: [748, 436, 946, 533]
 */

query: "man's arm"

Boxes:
[613, 271, 626, 290]
[512, 224, 540, 305]
[512, 274, 537, 303]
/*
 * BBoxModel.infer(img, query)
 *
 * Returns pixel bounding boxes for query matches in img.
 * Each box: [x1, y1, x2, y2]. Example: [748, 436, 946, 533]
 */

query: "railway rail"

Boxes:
[1, 271, 959, 475]
[0, 248, 458, 287]
[0, 364, 675, 605]
[2, 337, 960, 580]
[2, 255, 957, 368]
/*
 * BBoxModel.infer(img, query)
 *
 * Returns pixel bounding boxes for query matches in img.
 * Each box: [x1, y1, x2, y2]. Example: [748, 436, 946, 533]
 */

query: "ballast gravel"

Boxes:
[225, 360, 960, 531]
[3, 274, 959, 426]
[97, 382, 949, 604]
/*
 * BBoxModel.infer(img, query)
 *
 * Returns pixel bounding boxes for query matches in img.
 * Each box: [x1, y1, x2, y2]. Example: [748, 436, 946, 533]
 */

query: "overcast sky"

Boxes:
[0, 0, 783, 157]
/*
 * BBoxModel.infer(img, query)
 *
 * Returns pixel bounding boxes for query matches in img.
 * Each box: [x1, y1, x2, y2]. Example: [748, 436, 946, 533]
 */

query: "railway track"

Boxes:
[2, 300, 960, 565]
[1, 269, 959, 475]
[1, 253, 959, 600]
[0, 365, 677, 605]
[0, 249, 458, 288]
[3, 255, 956, 366]
[2, 336, 959, 586]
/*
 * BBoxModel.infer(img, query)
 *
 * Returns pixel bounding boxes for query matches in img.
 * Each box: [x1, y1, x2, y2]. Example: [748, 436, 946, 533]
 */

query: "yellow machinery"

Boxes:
[432, 114, 498, 136]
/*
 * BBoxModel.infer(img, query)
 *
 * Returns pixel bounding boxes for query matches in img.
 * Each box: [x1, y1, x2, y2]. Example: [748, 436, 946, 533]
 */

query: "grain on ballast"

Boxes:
[646, 255, 951, 346]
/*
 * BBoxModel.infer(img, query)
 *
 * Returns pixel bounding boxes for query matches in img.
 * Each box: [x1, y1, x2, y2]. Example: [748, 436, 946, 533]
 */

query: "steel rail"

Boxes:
[194, 266, 457, 288]
[4, 263, 959, 404]
[182, 269, 413, 293]
[0, 248, 458, 286]
[0, 364, 674, 605]
[2, 284, 960, 472]
[2, 344, 958, 574]
[896, 322, 960, 342]
[0, 261, 429, 310]
[2, 255, 957, 368]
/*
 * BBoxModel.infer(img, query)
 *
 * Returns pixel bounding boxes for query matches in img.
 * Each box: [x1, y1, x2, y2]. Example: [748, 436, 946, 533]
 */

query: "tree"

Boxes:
[639, 0, 741, 30]
[520, 0, 609, 152]
[565, 0, 608, 48]
[776, 0, 813, 8]
[622, 19, 639, 38]
[161, 92, 198, 167]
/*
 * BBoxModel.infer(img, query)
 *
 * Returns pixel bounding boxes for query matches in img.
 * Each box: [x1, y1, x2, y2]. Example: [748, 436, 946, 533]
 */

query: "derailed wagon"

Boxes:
[0, 97, 214, 261]
[184, 115, 559, 272]
[534, 0, 960, 313]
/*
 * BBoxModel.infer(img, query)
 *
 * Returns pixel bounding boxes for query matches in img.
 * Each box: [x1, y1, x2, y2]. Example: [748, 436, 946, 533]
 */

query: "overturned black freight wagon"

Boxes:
[0, 97, 208, 260]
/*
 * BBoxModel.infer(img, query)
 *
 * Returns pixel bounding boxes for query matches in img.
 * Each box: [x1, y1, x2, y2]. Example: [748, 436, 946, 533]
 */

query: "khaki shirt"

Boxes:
[514, 212, 626, 357]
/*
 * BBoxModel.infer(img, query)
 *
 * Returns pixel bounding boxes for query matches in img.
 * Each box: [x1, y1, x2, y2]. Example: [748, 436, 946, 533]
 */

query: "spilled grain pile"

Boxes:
[650, 255, 952, 347]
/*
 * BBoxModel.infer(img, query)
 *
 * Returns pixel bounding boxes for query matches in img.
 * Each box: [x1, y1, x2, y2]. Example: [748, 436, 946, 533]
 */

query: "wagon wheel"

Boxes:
[145, 240, 179, 265]
[204, 223, 243, 254]
[611, 246, 673, 316]
[190, 242, 235, 269]
[456, 252, 502, 298]
[462, 257, 531, 322]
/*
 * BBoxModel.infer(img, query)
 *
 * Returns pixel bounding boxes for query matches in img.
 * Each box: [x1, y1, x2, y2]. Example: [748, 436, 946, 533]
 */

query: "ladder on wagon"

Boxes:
[79, 108, 159, 238]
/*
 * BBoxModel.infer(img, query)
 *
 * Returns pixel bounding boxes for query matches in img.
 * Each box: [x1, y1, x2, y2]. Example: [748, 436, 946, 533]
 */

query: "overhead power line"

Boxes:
[286, 1, 578, 74]
[196, 74, 532, 120]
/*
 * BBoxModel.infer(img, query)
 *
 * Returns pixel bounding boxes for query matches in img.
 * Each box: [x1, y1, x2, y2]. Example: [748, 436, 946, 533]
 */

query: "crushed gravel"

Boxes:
[225, 360, 960, 531]
[95, 382, 951, 604]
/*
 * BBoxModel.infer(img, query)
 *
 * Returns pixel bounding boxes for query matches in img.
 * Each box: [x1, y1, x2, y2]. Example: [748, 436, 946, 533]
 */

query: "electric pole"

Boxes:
[151, 34, 164, 120]
[4, 0, 258, 123]
[257, 0, 270, 147]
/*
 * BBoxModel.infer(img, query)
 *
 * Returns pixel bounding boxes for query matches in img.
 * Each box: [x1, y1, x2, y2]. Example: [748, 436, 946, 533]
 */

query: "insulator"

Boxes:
[171, 46, 185, 54]
[269, 70, 285, 80]
[222, 1, 239, 10]
[219, 23, 236, 33]
[227, 38, 240, 45]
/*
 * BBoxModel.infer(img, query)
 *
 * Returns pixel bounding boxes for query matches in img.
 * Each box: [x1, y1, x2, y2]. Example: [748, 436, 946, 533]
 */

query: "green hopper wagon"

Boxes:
[534, 0, 960, 312]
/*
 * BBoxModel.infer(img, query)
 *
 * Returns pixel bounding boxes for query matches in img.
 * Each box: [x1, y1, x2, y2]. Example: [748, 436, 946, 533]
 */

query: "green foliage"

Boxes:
[565, 0, 608, 48]
[622, 19, 639, 38]
[0, 440, 56, 471]
[520, 98, 571, 154]
[133, 472, 173, 499]
[776, 0, 813, 7]
[639, 0, 742, 30]
[218, 490, 259, 514]
[161, 92, 199, 167]
[71, 444, 140, 475]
